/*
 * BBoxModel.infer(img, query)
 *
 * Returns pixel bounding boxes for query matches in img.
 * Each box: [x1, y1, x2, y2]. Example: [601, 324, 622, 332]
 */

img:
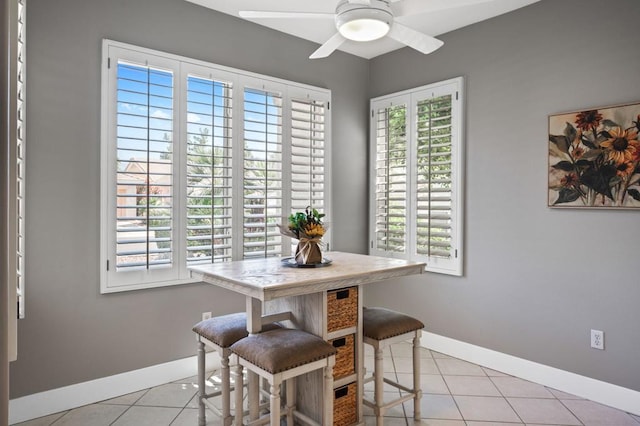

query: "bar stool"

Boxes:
[362, 307, 425, 425]
[192, 312, 280, 426]
[230, 327, 337, 426]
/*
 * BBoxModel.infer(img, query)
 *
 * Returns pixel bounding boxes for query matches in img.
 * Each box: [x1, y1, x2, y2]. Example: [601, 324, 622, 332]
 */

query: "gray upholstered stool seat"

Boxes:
[362, 307, 424, 426]
[363, 307, 424, 341]
[230, 328, 337, 426]
[192, 313, 280, 426]
[193, 312, 251, 348]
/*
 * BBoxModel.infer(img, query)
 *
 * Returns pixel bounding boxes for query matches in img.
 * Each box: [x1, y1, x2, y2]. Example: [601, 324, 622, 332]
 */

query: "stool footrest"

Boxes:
[203, 382, 241, 399]
[382, 377, 414, 394]
[201, 397, 224, 417]
[363, 391, 415, 411]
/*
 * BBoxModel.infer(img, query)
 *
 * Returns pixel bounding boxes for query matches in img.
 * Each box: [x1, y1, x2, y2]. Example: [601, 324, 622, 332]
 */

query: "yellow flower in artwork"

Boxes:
[600, 127, 638, 165]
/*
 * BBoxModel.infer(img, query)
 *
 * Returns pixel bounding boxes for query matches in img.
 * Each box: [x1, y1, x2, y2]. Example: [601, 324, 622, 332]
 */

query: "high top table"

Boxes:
[189, 251, 425, 425]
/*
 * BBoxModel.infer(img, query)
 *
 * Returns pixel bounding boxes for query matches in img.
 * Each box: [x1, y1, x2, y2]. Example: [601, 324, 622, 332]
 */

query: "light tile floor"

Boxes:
[13, 342, 640, 426]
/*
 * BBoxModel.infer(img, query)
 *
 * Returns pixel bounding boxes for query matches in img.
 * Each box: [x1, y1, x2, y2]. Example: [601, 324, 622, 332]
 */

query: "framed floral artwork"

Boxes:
[548, 102, 640, 208]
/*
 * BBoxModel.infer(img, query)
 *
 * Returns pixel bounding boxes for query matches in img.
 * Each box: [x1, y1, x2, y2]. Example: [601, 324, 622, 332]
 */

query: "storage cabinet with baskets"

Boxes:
[326, 286, 360, 425]
[264, 285, 362, 425]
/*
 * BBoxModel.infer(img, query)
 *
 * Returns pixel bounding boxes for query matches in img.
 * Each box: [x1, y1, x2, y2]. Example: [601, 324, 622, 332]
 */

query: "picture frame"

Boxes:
[548, 102, 640, 209]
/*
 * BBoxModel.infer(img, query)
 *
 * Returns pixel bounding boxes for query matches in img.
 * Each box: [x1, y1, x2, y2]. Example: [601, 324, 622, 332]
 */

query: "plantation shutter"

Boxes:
[6, 0, 26, 360]
[415, 94, 454, 259]
[242, 86, 283, 258]
[115, 61, 175, 271]
[290, 98, 327, 213]
[372, 99, 409, 255]
[15, 0, 26, 319]
[370, 77, 463, 276]
[288, 94, 329, 254]
[185, 72, 233, 264]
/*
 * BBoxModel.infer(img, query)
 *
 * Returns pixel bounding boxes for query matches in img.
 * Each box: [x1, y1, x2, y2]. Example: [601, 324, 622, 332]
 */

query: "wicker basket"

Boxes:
[330, 334, 355, 380]
[327, 287, 358, 333]
[333, 382, 357, 426]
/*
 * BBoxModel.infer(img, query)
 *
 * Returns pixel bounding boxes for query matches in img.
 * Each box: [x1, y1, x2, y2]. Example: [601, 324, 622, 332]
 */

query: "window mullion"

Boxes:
[281, 88, 293, 257]
[231, 82, 245, 261]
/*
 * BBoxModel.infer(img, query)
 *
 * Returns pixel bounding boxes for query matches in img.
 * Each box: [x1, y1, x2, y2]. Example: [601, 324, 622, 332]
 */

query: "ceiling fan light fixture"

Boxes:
[336, 6, 392, 42]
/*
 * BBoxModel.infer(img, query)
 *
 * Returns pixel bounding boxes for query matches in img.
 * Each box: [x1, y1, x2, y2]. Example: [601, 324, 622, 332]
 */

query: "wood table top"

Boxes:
[189, 251, 425, 301]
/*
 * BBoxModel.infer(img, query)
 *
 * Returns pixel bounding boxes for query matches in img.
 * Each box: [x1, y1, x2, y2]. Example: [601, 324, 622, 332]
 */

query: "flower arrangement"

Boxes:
[549, 103, 640, 208]
[287, 207, 325, 239]
[279, 207, 326, 264]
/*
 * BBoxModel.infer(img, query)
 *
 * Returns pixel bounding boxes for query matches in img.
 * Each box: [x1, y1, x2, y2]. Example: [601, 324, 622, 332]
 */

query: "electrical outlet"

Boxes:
[590, 329, 604, 350]
[202, 311, 212, 321]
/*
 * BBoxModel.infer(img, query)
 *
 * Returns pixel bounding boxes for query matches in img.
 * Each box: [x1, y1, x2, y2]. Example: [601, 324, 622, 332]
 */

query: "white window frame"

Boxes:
[101, 40, 331, 293]
[369, 77, 464, 276]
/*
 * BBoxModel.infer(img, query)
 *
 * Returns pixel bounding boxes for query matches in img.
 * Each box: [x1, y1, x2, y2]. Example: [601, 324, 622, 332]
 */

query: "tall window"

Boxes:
[370, 77, 464, 276]
[290, 97, 328, 213]
[242, 87, 283, 259]
[101, 40, 331, 292]
[185, 72, 234, 264]
[290, 96, 328, 254]
[115, 62, 175, 273]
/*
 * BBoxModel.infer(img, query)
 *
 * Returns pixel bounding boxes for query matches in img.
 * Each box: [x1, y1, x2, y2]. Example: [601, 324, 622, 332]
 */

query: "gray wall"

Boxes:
[366, 0, 640, 392]
[11, 0, 369, 397]
[12, 0, 640, 400]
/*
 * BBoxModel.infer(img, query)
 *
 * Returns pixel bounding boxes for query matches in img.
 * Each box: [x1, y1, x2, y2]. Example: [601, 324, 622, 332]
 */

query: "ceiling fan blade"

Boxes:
[239, 11, 334, 19]
[393, 0, 495, 18]
[387, 23, 444, 55]
[309, 33, 347, 59]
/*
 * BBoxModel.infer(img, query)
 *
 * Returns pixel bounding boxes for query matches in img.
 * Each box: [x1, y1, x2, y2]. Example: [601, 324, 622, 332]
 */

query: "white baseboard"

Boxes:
[10, 333, 640, 424]
[421, 331, 640, 417]
[9, 352, 220, 425]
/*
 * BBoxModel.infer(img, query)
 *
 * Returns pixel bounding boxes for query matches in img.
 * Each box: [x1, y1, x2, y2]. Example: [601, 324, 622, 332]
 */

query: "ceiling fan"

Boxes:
[239, 0, 493, 59]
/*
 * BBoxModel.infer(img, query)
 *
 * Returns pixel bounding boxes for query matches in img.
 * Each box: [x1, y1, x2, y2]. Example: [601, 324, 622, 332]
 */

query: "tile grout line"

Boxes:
[487, 375, 586, 426]
[389, 346, 411, 425]
[486, 374, 526, 425]
[435, 351, 476, 424]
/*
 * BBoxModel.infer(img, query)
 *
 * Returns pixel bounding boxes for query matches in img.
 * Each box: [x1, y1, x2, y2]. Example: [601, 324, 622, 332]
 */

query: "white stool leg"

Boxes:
[270, 379, 281, 426]
[374, 342, 384, 426]
[233, 360, 244, 426]
[413, 332, 422, 420]
[197, 340, 206, 426]
[248, 371, 260, 421]
[324, 359, 335, 426]
[285, 378, 295, 426]
[220, 348, 232, 426]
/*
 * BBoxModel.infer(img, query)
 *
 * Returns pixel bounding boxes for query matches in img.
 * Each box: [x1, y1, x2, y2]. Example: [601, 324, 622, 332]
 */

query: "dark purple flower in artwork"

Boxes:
[616, 161, 634, 177]
[560, 173, 579, 188]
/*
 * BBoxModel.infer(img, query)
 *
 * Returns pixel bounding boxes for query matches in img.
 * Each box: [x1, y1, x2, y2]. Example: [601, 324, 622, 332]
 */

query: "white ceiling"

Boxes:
[185, 0, 541, 59]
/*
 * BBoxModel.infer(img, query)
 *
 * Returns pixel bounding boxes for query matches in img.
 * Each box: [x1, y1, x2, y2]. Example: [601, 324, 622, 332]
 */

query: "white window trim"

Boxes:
[369, 77, 464, 276]
[100, 40, 331, 293]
